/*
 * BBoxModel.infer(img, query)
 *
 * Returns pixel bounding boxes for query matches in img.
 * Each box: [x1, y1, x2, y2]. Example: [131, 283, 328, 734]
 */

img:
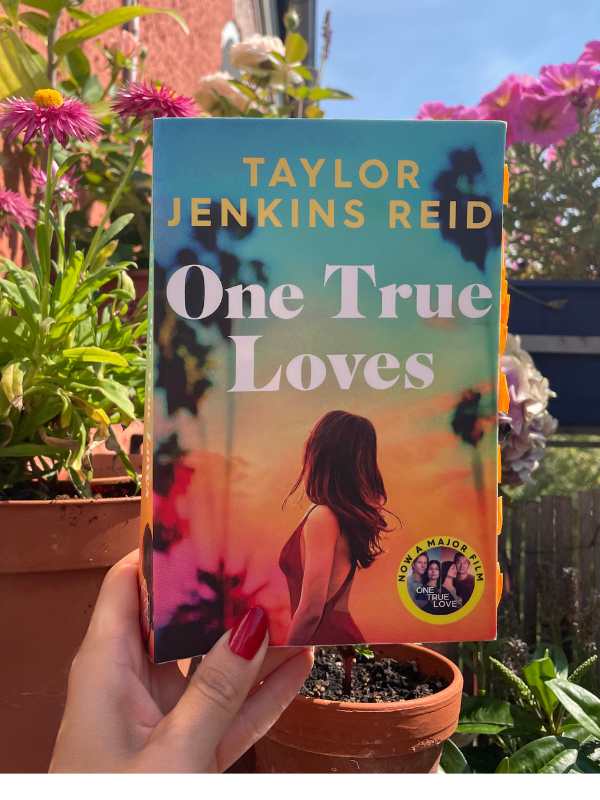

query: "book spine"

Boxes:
[496, 163, 511, 610]
[138, 203, 156, 661]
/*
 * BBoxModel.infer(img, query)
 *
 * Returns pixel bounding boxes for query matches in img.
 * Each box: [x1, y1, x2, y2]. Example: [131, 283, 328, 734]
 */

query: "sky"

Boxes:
[316, 0, 598, 119]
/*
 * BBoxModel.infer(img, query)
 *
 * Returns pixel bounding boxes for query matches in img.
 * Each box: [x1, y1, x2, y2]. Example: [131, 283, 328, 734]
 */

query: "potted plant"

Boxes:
[255, 644, 463, 773]
[0, 66, 196, 769]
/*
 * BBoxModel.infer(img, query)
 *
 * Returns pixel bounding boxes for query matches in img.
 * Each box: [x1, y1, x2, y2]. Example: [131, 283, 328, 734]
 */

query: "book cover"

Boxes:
[140, 118, 507, 663]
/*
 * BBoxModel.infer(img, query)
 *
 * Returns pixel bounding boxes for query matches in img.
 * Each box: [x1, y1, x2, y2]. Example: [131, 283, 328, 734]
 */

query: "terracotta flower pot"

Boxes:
[0, 479, 140, 773]
[255, 644, 463, 773]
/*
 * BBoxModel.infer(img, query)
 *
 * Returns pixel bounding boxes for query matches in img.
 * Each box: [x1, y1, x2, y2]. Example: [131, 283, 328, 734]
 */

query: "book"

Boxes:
[139, 118, 508, 663]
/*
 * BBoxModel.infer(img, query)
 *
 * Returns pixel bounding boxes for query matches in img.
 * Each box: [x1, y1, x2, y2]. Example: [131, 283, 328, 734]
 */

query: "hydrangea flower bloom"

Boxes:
[500, 334, 557, 485]
[0, 89, 100, 146]
[112, 82, 197, 121]
[0, 188, 36, 232]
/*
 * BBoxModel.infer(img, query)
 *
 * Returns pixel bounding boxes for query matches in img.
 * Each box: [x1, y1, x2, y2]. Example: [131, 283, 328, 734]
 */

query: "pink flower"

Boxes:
[31, 164, 80, 205]
[112, 82, 197, 121]
[539, 62, 598, 107]
[543, 144, 558, 164]
[0, 188, 36, 233]
[578, 40, 600, 67]
[478, 75, 540, 145]
[0, 89, 100, 146]
[511, 91, 579, 148]
[416, 101, 481, 120]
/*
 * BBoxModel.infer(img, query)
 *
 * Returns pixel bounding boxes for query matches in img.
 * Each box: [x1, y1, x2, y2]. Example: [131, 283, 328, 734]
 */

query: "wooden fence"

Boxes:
[500, 488, 600, 665]
[437, 489, 600, 688]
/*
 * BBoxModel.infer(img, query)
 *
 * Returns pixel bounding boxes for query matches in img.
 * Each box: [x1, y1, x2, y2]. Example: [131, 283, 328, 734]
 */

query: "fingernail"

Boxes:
[229, 607, 268, 660]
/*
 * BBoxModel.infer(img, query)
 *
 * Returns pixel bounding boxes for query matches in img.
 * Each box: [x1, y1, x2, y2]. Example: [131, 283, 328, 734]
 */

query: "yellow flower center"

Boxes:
[33, 88, 64, 108]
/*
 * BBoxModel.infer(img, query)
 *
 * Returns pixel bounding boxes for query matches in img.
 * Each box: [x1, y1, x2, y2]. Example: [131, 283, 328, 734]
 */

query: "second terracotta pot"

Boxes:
[0, 480, 139, 773]
[255, 644, 463, 773]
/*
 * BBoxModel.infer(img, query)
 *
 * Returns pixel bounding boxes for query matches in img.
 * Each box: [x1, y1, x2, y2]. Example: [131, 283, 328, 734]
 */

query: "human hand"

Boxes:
[49, 551, 313, 773]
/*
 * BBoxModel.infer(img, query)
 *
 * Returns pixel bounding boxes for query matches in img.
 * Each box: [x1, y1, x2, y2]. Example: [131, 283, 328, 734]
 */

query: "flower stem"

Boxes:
[40, 141, 55, 321]
[84, 135, 148, 270]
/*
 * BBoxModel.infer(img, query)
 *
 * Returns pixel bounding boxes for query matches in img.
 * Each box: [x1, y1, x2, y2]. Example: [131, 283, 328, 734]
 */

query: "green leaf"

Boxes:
[55, 153, 83, 182]
[1, 362, 24, 411]
[94, 213, 134, 255]
[523, 656, 559, 718]
[284, 31, 308, 64]
[548, 678, 600, 739]
[0, 27, 46, 100]
[0, 0, 18, 24]
[84, 377, 135, 420]
[18, 11, 50, 36]
[65, 46, 90, 87]
[457, 695, 541, 736]
[533, 644, 569, 679]
[65, 7, 93, 22]
[498, 736, 580, 774]
[21, 1, 66, 17]
[307, 86, 353, 101]
[0, 443, 61, 457]
[62, 346, 128, 368]
[294, 65, 314, 81]
[13, 224, 43, 288]
[439, 739, 471, 773]
[53, 6, 189, 57]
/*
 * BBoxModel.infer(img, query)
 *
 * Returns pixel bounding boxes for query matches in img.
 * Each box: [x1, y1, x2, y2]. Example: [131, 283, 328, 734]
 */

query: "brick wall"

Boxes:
[69, 0, 258, 95]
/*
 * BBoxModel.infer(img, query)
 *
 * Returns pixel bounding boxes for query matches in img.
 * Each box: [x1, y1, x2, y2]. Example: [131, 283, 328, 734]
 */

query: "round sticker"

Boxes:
[397, 537, 485, 624]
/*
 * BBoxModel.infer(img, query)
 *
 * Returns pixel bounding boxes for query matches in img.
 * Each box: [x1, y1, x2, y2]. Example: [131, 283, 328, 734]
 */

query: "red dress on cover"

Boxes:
[279, 509, 365, 645]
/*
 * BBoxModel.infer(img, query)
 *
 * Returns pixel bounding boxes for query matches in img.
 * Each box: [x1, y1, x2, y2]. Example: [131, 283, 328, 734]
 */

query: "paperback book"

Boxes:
[140, 118, 507, 663]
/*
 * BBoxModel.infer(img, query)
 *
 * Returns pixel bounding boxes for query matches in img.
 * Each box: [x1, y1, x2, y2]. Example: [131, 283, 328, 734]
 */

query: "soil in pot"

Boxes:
[1, 477, 139, 501]
[302, 648, 448, 703]
[255, 643, 463, 774]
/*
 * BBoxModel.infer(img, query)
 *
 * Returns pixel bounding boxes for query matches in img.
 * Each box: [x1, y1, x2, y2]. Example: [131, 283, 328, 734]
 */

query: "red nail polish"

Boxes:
[229, 607, 268, 660]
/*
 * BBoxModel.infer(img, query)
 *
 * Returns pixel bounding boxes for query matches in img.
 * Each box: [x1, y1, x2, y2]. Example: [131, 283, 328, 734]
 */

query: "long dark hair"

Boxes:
[284, 410, 395, 568]
[424, 559, 441, 589]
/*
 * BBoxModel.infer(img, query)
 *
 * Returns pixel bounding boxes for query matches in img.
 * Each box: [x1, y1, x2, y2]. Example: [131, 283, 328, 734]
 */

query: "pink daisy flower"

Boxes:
[31, 164, 80, 205]
[0, 188, 36, 233]
[0, 89, 100, 147]
[112, 82, 197, 121]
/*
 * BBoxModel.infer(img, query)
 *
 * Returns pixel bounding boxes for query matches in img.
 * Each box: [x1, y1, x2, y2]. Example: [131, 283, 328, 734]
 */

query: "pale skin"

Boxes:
[50, 550, 313, 773]
[455, 554, 471, 580]
[412, 554, 428, 578]
[442, 562, 462, 604]
[285, 505, 352, 646]
[426, 562, 440, 587]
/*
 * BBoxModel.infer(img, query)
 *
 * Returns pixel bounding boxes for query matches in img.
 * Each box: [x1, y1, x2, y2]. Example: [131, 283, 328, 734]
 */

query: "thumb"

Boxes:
[164, 607, 269, 749]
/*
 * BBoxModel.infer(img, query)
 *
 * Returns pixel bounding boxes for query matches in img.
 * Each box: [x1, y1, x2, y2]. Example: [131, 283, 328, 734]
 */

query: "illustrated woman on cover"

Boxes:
[279, 410, 395, 646]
